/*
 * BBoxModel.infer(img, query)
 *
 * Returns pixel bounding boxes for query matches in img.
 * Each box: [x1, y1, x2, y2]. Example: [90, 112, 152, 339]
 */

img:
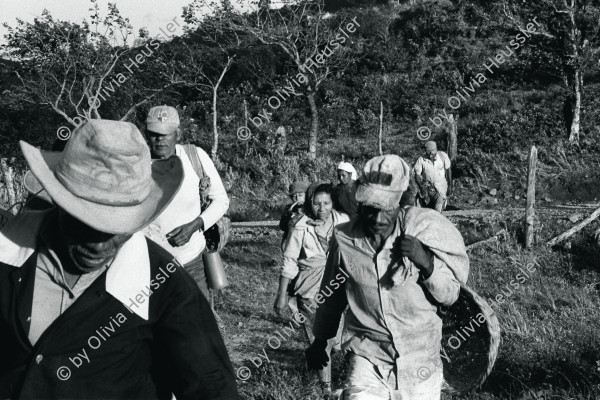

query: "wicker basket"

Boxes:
[439, 283, 500, 394]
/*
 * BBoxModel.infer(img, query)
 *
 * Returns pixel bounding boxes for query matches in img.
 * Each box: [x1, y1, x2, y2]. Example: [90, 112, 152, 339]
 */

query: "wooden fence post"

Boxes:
[378, 101, 384, 156]
[525, 146, 537, 248]
[446, 114, 457, 194]
[447, 114, 457, 163]
[243, 100, 249, 158]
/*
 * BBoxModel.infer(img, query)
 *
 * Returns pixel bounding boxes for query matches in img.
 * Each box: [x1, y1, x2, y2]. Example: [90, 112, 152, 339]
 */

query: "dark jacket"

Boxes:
[0, 215, 238, 400]
[333, 181, 359, 219]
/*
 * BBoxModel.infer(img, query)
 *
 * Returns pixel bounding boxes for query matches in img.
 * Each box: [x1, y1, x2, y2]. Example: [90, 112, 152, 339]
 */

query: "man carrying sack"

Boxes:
[0, 120, 238, 399]
[305, 155, 469, 399]
[144, 105, 230, 299]
[413, 141, 452, 213]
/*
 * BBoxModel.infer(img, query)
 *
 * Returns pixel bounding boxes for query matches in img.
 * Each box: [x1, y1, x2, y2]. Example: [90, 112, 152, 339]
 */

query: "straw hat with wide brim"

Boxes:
[24, 170, 53, 204]
[20, 119, 184, 235]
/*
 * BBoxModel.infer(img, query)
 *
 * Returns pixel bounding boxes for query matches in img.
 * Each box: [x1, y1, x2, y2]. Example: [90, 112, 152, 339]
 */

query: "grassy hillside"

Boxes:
[217, 80, 600, 222]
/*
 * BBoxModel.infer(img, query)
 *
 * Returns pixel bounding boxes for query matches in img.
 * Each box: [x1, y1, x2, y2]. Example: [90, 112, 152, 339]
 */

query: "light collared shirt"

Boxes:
[151, 144, 229, 264]
[281, 211, 349, 298]
[314, 208, 467, 386]
[29, 216, 107, 345]
[413, 151, 451, 197]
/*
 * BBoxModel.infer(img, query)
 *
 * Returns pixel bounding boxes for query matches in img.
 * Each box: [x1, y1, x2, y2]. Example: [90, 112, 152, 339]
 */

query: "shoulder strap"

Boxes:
[182, 144, 206, 180]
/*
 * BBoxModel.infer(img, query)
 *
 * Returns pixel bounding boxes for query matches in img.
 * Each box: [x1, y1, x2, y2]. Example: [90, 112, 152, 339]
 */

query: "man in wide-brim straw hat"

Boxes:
[306, 154, 469, 399]
[0, 120, 238, 399]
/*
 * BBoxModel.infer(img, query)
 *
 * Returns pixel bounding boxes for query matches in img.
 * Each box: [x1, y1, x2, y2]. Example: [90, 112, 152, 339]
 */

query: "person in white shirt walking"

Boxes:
[413, 141, 451, 213]
[144, 105, 229, 298]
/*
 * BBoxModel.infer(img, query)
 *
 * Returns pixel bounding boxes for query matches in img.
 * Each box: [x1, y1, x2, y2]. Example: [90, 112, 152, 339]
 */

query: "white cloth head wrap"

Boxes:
[337, 162, 357, 180]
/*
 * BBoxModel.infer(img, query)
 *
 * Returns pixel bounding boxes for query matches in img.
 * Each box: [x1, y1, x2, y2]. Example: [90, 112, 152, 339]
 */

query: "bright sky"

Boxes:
[0, 0, 201, 46]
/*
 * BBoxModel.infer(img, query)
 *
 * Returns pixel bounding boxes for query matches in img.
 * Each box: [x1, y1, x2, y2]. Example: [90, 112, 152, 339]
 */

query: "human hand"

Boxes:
[167, 218, 203, 247]
[400, 233, 433, 276]
[273, 294, 288, 318]
[305, 338, 329, 370]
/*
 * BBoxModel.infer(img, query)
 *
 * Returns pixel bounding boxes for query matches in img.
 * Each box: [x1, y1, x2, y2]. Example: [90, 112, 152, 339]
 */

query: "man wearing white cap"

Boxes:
[306, 155, 469, 399]
[334, 161, 359, 219]
[0, 120, 238, 399]
[413, 141, 451, 212]
[144, 105, 229, 299]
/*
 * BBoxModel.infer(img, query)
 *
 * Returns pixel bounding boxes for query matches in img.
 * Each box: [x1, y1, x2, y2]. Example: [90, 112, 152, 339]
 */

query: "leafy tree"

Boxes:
[171, 2, 244, 160]
[199, 0, 362, 159]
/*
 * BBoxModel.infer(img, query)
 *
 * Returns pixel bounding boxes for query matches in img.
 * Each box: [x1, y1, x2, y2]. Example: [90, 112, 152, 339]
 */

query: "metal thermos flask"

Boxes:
[203, 250, 229, 290]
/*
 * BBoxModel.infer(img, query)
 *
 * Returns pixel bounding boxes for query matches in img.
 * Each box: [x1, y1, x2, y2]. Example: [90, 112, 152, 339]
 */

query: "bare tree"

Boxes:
[171, 6, 243, 160]
[163, 41, 235, 160]
[191, 0, 361, 158]
[2, 1, 182, 129]
[502, 0, 600, 144]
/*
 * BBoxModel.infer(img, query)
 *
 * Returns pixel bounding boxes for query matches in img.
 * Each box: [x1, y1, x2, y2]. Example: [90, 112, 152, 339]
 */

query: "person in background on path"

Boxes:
[413, 141, 452, 213]
[0, 120, 238, 399]
[274, 182, 349, 393]
[144, 105, 229, 299]
[279, 180, 309, 245]
[333, 161, 359, 219]
[305, 155, 469, 400]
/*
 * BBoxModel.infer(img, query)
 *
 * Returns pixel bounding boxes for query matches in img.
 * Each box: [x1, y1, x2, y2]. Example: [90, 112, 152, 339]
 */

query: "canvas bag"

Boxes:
[182, 144, 231, 252]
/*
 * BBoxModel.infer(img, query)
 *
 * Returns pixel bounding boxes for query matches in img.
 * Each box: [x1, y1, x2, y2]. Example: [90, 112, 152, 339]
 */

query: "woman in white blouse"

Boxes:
[273, 182, 349, 392]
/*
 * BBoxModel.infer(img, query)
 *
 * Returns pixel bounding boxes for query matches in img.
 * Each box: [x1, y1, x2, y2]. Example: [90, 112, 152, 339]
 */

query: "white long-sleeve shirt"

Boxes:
[413, 151, 451, 197]
[150, 144, 229, 264]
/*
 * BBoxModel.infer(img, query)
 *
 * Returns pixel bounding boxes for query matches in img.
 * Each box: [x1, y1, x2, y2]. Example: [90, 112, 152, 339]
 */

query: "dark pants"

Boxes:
[182, 253, 210, 299]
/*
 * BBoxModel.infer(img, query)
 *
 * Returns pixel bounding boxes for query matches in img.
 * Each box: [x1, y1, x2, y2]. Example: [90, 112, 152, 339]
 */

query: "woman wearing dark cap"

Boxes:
[273, 182, 349, 393]
[279, 180, 309, 245]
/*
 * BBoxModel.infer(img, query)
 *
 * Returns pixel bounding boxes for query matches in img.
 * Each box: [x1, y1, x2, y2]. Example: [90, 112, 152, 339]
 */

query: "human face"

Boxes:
[360, 204, 401, 237]
[311, 192, 333, 221]
[338, 170, 352, 186]
[57, 208, 132, 273]
[147, 128, 180, 159]
[291, 192, 305, 204]
[425, 149, 437, 162]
